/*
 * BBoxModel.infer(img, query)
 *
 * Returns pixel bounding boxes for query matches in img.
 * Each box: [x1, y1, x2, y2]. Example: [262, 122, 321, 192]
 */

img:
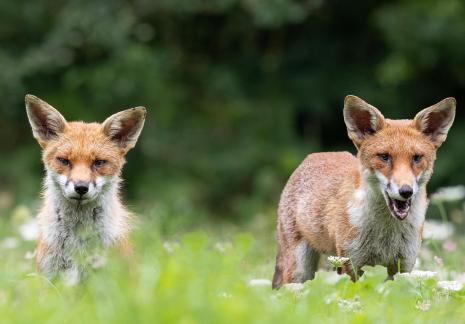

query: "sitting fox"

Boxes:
[26, 95, 146, 282]
[272, 95, 456, 288]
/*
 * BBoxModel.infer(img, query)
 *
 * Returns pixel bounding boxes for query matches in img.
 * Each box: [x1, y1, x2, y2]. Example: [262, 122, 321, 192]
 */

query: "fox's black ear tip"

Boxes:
[25, 94, 34, 102]
[133, 106, 147, 117]
[344, 95, 355, 102]
[344, 95, 364, 108]
[445, 97, 457, 107]
[25, 94, 41, 106]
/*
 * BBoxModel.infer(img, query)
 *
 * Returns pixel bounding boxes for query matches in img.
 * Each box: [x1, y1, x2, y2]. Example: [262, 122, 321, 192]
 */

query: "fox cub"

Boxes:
[26, 95, 146, 282]
[272, 95, 456, 288]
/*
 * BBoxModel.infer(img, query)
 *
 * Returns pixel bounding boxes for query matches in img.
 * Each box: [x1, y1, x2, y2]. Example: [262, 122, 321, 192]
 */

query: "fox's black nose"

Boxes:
[399, 185, 413, 199]
[74, 182, 89, 196]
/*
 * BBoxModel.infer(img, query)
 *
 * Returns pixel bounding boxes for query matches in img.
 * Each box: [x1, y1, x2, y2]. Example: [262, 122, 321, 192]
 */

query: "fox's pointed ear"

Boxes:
[25, 94, 68, 147]
[414, 97, 456, 148]
[102, 107, 147, 152]
[343, 95, 385, 149]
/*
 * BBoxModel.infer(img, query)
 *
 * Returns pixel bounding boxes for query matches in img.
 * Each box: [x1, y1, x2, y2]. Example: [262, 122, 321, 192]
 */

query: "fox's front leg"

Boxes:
[386, 258, 416, 280]
[336, 248, 363, 281]
[339, 264, 364, 282]
[36, 238, 58, 279]
[36, 238, 70, 280]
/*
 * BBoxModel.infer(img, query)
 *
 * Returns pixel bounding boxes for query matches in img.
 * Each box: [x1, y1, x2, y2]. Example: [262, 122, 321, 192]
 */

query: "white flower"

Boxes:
[213, 242, 232, 253]
[10, 205, 32, 224]
[217, 292, 232, 299]
[423, 220, 454, 241]
[433, 256, 444, 267]
[0, 237, 18, 250]
[410, 270, 438, 279]
[456, 273, 465, 284]
[24, 251, 35, 260]
[163, 241, 174, 253]
[248, 278, 272, 287]
[18, 218, 38, 241]
[431, 186, 465, 203]
[214, 242, 226, 253]
[337, 296, 362, 313]
[162, 241, 180, 253]
[327, 256, 350, 268]
[376, 284, 386, 294]
[416, 300, 431, 312]
[282, 283, 309, 297]
[323, 271, 345, 285]
[397, 270, 437, 280]
[283, 283, 305, 293]
[437, 281, 463, 292]
[324, 293, 337, 304]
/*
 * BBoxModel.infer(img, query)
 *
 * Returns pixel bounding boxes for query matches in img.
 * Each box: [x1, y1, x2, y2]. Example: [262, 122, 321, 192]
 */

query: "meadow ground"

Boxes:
[0, 190, 464, 324]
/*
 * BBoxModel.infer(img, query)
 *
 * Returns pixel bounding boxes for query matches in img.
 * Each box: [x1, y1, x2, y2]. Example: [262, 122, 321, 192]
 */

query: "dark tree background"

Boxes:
[1, 0, 464, 225]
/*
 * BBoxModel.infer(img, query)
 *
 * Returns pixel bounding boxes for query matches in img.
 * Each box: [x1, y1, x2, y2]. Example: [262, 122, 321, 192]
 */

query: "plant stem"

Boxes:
[436, 201, 448, 224]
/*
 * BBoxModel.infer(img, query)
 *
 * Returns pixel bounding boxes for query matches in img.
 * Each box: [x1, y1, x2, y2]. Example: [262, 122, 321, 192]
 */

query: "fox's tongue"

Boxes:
[386, 193, 411, 220]
[390, 198, 411, 220]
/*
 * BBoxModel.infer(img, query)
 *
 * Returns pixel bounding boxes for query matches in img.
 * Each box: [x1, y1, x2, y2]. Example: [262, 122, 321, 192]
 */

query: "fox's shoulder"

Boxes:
[300, 151, 359, 172]
[287, 151, 360, 192]
[305, 151, 357, 161]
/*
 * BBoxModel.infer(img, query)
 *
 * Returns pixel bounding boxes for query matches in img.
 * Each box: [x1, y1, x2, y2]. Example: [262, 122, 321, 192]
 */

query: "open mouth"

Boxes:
[385, 192, 411, 220]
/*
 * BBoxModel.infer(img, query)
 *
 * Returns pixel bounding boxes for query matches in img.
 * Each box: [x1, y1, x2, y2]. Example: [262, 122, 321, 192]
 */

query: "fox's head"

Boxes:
[26, 94, 146, 205]
[343, 95, 456, 220]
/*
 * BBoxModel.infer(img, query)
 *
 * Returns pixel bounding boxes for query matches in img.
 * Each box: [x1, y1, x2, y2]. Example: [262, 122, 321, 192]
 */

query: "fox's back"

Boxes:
[278, 152, 360, 252]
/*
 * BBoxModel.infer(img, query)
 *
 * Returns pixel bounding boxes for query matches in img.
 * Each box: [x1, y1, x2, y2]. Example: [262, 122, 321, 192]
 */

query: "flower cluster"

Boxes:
[437, 281, 463, 292]
[422, 221, 454, 241]
[397, 270, 438, 280]
[248, 278, 272, 287]
[327, 256, 350, 268]
[431, 186, 465, 203]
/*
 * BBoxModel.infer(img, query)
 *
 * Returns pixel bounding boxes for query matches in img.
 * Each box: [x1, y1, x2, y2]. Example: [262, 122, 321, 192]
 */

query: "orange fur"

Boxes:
[273, 95, 456, 288]
[26, 94, 146, 281]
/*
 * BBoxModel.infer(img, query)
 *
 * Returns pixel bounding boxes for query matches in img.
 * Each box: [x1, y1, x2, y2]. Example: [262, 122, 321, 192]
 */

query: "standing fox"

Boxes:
[272, 95, 456, 288]
[26, 94, 146, 282]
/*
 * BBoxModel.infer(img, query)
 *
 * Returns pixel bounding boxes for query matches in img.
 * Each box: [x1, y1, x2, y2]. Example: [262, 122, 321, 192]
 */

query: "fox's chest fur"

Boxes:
[42, 203, 118, 256]
[346, 185, 426, 270]
[37, 173, 131, 281]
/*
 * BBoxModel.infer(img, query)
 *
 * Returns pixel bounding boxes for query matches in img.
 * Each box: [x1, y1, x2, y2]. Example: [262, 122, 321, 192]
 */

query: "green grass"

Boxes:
[0, 204, 464, 324]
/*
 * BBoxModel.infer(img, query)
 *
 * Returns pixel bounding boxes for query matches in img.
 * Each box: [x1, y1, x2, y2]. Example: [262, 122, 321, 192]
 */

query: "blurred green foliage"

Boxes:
[1, 0, 464, 222]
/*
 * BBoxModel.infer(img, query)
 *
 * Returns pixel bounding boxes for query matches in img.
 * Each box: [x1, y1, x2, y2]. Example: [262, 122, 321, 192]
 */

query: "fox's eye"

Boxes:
[378, 154, 391, 163]
[413, 155, 423, 164]
[93, 160, 107, 168]
[57, 157, 70, 167]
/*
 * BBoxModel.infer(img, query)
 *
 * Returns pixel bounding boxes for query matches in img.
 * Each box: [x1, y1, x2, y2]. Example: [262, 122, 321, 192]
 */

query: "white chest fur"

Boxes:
[38, 173, 128, 279]
[346, 186, 426, 271]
